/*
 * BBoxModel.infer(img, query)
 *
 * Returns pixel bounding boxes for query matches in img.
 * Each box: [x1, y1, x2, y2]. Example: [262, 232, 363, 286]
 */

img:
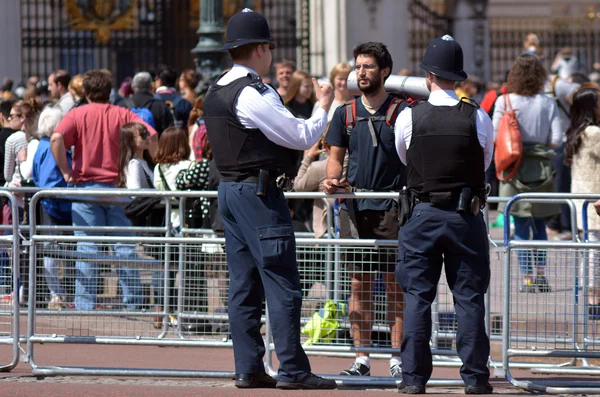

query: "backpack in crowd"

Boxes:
[124, 98, 156, 129]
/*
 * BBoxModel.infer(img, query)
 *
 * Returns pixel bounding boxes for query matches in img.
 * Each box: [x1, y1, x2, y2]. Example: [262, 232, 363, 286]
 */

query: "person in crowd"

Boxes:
[313, 62, 353, 122]
[294, 130, 341, 238]
[455, 76, 478, 101]
[152, 127, 192, 228]
[284, 71, 316, 119]
[151, 126, 192, 327]
[394, 35, 494, 395]
[274, 58, 295, 98]
[68, 75, 86, 108]
[203, 9, 335, 390]
[0, 100, 15, 188]
[5, 100, 39, 191]
[564, 87, 600, 315]
[118, 77, 133, 99]
[522, 33, 542, 57]
[48, 70, 74, 114]
[155, 66, 192, 128]
[115, 122, 158, 319]
[32, 105, 74, 309]
[396, 68, 411, 76]
[51, 69, 158, 311]
[179, 69, 201, 106]
[2, 79, 14, 102]
[188, 97, 206, 160]
[545, 68, 581, 240]
[323, 41, 405, 379]
[122, 72, 174, 135]
[493, 54, 562, 293]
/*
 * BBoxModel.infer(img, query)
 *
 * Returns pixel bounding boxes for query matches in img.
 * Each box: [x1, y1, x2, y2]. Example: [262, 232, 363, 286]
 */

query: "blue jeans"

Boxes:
[513, 216, 547, 275]
[72, 182, 142, 311]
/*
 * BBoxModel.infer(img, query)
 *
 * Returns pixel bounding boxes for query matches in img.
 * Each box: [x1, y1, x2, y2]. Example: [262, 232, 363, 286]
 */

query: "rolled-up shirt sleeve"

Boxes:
[236, 86, 328, 151]
[394, 107, 413, 165]
[476, 108, 495, 171]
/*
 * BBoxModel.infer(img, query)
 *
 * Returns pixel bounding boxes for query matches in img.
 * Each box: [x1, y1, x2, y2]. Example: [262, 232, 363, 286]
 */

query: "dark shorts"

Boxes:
[339, 206, 399, 273]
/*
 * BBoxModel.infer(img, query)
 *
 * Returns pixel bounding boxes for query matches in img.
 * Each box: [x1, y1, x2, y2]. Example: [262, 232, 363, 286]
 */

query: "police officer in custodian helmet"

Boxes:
[394, 35, 495, 394]
[203, 9, 337, 390]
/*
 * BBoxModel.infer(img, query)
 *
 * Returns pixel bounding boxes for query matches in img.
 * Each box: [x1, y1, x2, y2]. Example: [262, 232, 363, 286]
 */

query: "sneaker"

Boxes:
[534, 276, 551, 293]
[276, 373, 337, 390]
[235, 372, 277, 389]
[47, 296, 64, 310]
[398, 381, 426, 394]
[390, 362, 402, 378]
[339, 362, 370, 376]
[465, 382, 494, 394]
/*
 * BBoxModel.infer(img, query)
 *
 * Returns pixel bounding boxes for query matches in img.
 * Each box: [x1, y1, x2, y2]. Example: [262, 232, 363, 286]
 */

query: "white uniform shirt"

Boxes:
[394, 89, 494, 170]
[216, 64, 328, 151]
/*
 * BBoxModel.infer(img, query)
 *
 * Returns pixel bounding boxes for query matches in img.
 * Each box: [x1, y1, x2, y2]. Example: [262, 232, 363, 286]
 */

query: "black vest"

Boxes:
[203, 74, 299, 181]
[407, 100, 484, 196]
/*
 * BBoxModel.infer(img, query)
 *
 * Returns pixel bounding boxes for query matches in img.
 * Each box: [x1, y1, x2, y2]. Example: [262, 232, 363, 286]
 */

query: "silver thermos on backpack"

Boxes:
[347, 71, 430, 99]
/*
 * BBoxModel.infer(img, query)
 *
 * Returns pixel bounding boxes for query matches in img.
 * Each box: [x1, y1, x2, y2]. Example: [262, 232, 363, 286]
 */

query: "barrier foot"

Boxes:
[531, 366, 600, 376]
[30, 366, 235, 378]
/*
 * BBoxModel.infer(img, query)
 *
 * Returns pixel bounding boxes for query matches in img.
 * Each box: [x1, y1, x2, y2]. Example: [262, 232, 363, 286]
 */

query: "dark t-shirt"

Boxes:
[325, 96, 407, 211]
[0, 128, 15, 186]
[285, 98, 313, 120]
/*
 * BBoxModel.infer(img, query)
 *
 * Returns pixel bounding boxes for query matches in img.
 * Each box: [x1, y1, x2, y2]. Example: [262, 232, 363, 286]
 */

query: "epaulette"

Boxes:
[459, 97, 480, 109]
[409, 99, 427, 108]
[248, 74, 269, 94]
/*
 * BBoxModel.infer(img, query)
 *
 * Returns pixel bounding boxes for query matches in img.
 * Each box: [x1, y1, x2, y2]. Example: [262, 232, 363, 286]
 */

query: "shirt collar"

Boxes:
[155, 86, 175, 93]
[428, 89, 459, 102]
[231, 64, 260, 78]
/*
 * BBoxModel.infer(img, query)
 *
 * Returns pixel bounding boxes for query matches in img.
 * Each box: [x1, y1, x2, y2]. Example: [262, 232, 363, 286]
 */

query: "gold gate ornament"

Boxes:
[66, 0, 137, 45]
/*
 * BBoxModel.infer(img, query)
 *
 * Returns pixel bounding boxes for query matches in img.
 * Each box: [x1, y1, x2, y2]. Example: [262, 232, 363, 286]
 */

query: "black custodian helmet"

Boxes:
[419, 35, 468, 81]
[222, 8, 276, 50]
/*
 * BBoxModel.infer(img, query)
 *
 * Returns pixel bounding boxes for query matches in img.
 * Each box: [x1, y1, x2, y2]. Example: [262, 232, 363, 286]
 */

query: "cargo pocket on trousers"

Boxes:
[257, 225, 295, 268]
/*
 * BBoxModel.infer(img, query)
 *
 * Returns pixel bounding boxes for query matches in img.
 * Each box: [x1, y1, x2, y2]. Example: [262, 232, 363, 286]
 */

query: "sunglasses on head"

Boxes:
[139, 130, 150, 140]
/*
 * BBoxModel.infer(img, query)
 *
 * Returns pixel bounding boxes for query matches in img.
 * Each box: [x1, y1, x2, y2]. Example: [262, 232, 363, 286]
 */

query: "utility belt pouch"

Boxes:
[429, 191, 452, 208]
[398, 186, 412, 226]
[456, 187, 471, 213]
[470, 195, 481, 216]
[256, 169, 269, 197]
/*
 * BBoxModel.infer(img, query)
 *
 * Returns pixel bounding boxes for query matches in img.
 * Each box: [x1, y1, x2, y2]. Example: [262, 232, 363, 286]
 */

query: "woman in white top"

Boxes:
[116, 122, 154, 190]
[153, 127, 192, 229]
[564, 87, 600, 314]
[112, 122, 153, 312]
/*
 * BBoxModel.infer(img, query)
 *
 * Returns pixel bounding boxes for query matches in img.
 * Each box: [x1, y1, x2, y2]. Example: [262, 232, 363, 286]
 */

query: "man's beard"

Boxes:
[359, 76, 383, 95]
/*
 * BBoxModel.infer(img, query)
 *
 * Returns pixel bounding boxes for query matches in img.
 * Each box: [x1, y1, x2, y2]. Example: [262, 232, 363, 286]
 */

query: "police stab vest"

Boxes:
[406, 100, 484, 196]
[203, 74, 299, 182]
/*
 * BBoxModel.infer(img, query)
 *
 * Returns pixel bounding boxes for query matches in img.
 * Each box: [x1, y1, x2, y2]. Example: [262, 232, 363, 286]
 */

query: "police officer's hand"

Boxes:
[313, 78, 333, 112]
[594, 199, 600, 216]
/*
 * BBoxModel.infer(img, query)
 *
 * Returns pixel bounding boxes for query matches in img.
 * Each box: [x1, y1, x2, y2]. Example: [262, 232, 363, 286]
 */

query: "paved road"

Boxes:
[0, 344, 534, 397]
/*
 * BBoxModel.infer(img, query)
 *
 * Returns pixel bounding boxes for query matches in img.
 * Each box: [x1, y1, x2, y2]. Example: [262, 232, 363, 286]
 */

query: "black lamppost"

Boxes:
[192, 0, 227, 85]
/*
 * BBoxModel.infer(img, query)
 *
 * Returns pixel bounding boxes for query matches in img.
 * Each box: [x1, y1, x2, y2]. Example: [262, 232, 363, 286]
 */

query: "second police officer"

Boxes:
[394, 35, 494, 394]
[203, 9, 337, 390]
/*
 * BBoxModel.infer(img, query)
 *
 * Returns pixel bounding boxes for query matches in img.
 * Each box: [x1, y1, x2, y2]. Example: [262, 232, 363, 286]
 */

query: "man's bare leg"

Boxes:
[384, 272, 404, 377]
[340, 272, 374, 376]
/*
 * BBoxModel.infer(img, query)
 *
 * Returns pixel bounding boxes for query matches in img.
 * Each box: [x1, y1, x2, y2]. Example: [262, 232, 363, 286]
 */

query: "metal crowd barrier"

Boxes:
[0, 191, 21, 372]
[11, 187, 597, 391]
[502, 193, 600, 394]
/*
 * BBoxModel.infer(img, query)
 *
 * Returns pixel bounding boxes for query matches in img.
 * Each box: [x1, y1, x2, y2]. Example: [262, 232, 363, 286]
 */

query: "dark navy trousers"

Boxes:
[396, 202, 490, 388]
[218, 181, 311, 381]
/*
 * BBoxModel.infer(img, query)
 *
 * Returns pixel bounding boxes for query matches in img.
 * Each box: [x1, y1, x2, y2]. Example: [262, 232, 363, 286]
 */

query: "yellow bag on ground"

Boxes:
[301, 300, 347, 346]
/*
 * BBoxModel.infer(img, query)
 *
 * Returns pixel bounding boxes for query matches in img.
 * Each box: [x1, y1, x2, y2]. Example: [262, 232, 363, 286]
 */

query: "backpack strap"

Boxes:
[385, 97, 403, 127]
[344, 100, 356, 135]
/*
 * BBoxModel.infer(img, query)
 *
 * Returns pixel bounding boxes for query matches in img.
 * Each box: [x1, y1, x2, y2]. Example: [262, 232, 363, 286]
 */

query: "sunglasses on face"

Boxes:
[139, 130, 150, 140]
